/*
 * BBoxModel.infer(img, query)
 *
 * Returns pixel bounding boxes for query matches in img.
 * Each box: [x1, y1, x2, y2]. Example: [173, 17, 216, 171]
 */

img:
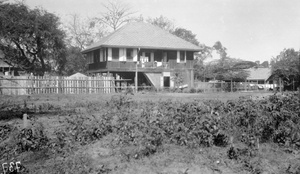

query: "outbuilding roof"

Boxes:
[82, 22, 202, 53]
[246, 67, 271, 80]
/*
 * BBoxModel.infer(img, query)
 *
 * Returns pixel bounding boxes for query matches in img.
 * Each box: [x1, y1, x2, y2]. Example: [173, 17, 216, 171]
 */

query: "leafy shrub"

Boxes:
[222, 91, 300, 149]
[60, 114, 113, 146]
[15, 127, 49, 153]
[196, 88, 204, 93]
[0, 124, 13, 142]
[189, 88, 197, 93]
[182, 88, 190, 93]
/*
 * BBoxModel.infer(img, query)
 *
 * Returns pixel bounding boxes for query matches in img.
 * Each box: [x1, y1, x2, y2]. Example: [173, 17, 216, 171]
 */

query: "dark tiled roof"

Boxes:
[0, 59, 11, 67]
[0, 51, 11, 67]
[82, 22, 201, 53]
[246, 67, 271, 80]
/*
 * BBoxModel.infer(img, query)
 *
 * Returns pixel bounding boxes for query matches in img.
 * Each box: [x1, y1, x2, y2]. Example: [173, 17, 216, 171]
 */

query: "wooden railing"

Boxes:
[88, 60, 194, 71]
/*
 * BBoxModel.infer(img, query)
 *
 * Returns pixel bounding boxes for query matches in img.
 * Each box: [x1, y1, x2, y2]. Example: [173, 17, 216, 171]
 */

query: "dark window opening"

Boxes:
[167, 51, 176, 60]
[258, 80, 265, 84]
[93, 49, 100, 63]
[126, 48, 133, 61]
[186, 51, 194, 60]
[112, 48, 119, 60]
[180, 51, 185, 62]
[164, 76, 170, 87]
[145, 52, 150, 62]
[154, 51, 162, 62]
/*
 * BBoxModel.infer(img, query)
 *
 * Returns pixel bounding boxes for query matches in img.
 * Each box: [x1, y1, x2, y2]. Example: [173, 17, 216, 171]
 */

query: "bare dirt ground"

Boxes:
[1, 91, 299, 174]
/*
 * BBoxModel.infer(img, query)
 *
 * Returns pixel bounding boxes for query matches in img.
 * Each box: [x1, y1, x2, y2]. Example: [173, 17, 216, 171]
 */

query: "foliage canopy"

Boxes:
[0, 2, 67, 75]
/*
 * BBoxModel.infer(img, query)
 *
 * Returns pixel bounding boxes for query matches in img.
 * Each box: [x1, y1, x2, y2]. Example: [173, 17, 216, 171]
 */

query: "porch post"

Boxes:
[176, 51, 180, 63]
[190, 69, 194, 88]
[135, 63, 138, 93]
[119, 48, 124, 61]
[150, 52, 154, 62]
[107, 48, 112, 61]
[100, 49, 103, 62]
[133, 49, 138, 61]
[135, 48, 140, 93]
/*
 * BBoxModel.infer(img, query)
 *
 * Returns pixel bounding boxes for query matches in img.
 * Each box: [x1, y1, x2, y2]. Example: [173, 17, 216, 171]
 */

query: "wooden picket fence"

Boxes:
[194, 81, 276, 92]
[0, 76, 127, 95]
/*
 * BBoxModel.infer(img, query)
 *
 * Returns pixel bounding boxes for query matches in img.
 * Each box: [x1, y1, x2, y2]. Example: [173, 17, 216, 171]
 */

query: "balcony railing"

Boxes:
[88, 60, 194, 71]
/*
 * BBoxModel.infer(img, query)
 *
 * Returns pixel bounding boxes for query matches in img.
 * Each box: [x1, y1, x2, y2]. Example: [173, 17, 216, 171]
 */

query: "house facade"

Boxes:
[81, 22, 202, 89]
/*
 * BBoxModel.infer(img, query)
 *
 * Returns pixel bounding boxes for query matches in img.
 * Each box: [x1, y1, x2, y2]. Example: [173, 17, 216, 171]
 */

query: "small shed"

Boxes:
[246, 67, 275, 89]
[68, 72, 87, 79]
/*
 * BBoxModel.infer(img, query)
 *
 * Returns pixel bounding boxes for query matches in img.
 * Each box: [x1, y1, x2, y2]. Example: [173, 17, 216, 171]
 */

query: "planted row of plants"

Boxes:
[0, 92, 299, 172]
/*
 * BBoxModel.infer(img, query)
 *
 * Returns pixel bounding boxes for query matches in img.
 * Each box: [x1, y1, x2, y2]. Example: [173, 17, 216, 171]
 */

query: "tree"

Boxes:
[261, 61, 269, 68]
[147, 15, 175, 33]
[0, 2, 67, 75]
[147, 15, 201, 46]
[94, 0, 136, 31]
[63, 46, 87, 76]
[194, 41, 255, 82]
[270, 48, 300, 90]
[210, 57, 250, 81]
[64, 14, 107, 50]
[213, 41, 227, 64]
[172, 70, 184, 89]
[172, 27, 200, 46]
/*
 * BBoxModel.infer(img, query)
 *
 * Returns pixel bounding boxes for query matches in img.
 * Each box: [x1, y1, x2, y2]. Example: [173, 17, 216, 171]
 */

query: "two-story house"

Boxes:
[81, 22, 202, 89]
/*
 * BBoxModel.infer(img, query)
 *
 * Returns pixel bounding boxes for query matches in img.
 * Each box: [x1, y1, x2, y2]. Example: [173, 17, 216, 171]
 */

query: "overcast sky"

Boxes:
[9, 0, 300, 62]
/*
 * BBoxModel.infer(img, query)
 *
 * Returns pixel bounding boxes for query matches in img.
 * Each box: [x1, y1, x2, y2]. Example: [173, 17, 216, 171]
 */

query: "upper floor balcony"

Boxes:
[88, 60, 194, 72]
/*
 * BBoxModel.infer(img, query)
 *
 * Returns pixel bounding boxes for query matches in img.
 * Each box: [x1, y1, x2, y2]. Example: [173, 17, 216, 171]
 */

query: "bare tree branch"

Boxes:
[96, 0, 136, 30]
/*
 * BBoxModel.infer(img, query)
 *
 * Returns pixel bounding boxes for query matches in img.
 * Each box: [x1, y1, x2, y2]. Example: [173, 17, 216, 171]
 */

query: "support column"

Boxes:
[150, 52, 154, 62]
[190, 69, 194, 88]
[100, 49, 103, 62]
[119, 48, 123, 61]
[176, 51, 180, 63]
[135, 63, 138, 92]
[107, 48, 112, 61]
[133, 49, 138, 62]
[231, 79, 233, 92]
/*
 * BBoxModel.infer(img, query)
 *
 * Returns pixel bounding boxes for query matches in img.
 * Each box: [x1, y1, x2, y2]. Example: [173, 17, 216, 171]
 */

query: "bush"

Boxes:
[182, 88, 190, 93]
[189, 88, 197, 93]
[196, 88, 204, 93]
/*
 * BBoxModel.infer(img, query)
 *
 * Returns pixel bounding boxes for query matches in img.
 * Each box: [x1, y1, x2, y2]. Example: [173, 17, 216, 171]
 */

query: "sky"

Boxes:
[7, 0, 300, 62]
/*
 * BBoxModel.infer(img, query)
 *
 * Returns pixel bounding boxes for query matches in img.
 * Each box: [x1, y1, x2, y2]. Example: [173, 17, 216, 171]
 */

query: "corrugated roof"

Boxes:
[82, 22, 202, 53]
[246, 68, 271, 80]
[0, 59, 11, 68]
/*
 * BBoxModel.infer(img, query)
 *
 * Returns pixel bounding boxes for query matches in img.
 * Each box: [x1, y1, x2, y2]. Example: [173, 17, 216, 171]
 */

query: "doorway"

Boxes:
[164, 76, 170, 87]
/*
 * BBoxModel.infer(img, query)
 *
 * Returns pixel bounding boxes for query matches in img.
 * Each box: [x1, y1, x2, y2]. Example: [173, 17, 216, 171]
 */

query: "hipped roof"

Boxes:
[0, 60, 11, 67]
[0, 51, 11, 67]
[246, 67, 271, 80]
[82, 22, 202, 53]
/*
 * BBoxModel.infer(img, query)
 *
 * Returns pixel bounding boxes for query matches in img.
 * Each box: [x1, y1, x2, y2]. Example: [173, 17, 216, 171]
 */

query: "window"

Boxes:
[154, 51, 162, 62]
[162, 52, 167, 62]
[258, 80, 265, 84]
[186, 51, 194, 60]
[93, 50, 100, 63]
[145, 52, 150, 62]
[87, 52, 94, 64]
[180, 51, 185, 62]
[126, 48, 133, 61]
[112, 48, 119, 61]
[104, 48, 107, 61]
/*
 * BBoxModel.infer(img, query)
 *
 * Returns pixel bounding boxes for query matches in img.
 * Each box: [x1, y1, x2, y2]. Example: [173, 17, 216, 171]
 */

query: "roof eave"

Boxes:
[81, 45, 201, 54]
